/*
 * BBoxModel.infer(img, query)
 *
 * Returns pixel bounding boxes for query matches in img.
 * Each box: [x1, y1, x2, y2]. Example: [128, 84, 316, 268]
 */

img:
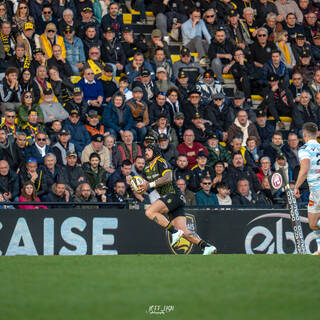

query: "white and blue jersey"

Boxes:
[298, 139, 320, 192]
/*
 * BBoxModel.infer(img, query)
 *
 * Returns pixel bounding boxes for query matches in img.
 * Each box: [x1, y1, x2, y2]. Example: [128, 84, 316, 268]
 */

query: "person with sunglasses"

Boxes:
[0, 109, 20, 142]
[12, 2, 35, 38]
[16, 23, 39, 60]
[36, 5, 58, 35]
[40, 23, 66, 60]
[195, 176, 218, 206]
[25, 132, 52, 165]
[203, 8, 227, 39]
[288, 72, 312, 103]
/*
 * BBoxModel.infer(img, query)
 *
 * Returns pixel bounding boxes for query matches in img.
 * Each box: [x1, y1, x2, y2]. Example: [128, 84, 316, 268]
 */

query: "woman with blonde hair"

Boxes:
[12, 2, 35, 36]
[275, 30, 296, 71]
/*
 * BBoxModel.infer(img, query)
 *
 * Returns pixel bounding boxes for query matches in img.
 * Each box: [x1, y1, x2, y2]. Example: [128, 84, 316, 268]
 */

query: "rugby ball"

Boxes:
[130, 175, 145, 194]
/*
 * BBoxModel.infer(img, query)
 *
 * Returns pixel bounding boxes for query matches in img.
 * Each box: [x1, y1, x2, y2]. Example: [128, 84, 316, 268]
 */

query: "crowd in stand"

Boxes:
[0, 0, 319, 209]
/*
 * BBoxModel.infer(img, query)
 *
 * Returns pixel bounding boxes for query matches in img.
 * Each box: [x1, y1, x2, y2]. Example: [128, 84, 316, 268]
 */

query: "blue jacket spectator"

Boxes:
[25, 132, 53, 165]
[63, 110, 91, 155]
[77, 75, 104, 104]
[102, 92, 134, 138]
[262, 57, 290, 88]
[196, 189, 219, 206]
[125, 52, 155, 82]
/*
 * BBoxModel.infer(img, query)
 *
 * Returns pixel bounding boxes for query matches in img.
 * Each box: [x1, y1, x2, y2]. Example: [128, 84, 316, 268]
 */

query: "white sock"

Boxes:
[314, 230, 320, 252]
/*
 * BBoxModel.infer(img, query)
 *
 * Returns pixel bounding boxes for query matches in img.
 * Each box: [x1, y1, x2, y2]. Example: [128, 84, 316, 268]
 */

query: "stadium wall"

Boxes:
[0, 208, 316, 255]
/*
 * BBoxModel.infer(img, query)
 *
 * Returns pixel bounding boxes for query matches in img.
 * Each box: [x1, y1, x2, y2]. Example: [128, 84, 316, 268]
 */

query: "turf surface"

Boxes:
[0, 255, 319, 320]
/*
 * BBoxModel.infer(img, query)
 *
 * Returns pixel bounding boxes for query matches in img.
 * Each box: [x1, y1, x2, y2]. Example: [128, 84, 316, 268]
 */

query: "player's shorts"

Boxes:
[159, 193, 185, 221]
[308, 189, 320, 214]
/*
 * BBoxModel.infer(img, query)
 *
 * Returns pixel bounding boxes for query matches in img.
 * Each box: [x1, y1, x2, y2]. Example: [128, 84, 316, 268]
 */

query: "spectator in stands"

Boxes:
[230, 91, 255, 121]
[196, 69, 224, 106]
[182, 90, 205, 127]
[13, 3, 35, 38]
[18, 181, 47, 209]
[245, 136, 262, 170]
[60, 150, 86, 192]
[205, 92, 233, 141]
[0, 66, 21, 113]
[274, 30, 296, 72]
[228, 152, 262, 193]
[63, 25, 85, 76]
[23, 110, 45, 146]
[11, 131, 27, 171]
[125, 52, 155, 83]
[173, 47, 204, 84]
[77, 67, 104, 115]
[83, 152, 107, 190]
[255, 110, 275, 151]
[101, 2, 123, 40]
[176, 178, 196, 206]
[289, 72, 312, 103]
[83, 45, 104, 80]
[25, 131, 52, 165]
[173, 154, 192, 184]
[303, 11, 319, 43]
[0, 159, 19, 201]
[118, 76, 133, 102]
[282, 132, 300, 172]
[257, 156, 273, 184]
[196, 176, 218, 206]
[275, 0, 303, 24]
[208, 28, 235, 84]
[188, 112, 211, 144]
[0, 109, 20, 143]
[308, 69, 320, 101]
[311, 33, 320, 64]
[19, 69, 37, 95]
[189, 151, 214, 192]
[47, 120, 61, 146]
[282, 13, 305, 43]
[45, 182, 73, 208]
[107, 159, 132, 193]
[154, 67, 175, 93]
[40, 23, 66, 60]
[18, 91, 43, 127]
[172, 112, 185, 144]
[132, 69, 157, 104]
[291, 91, 319, 136]
[74, 182, 98, 208]
[35, 4, 58, 35]
[19, 158, 49, 199]
[0, 22, 15, 62]
[77, 8, 100, 42]
[117, 130, 142, 163]
[158, 133, 179, 169]
[292, 33, 312, 63]
[254, 0, 279, 27]
[232, 178, 269, 206]
[81, 134, 110, 170]
[65, 87, 88, 122]
[147, 38, 171, 71]
[131, 156, 145, 177]
[94, 183, 107, 203]
[174, 70, 193, 102]
[126, 87, 149, 143]
[85, 110, 105, 137]
[227, 110, 261, 146]
[177, 129, 208, 169]
[275, 152, 292, 182]
[102, 92, 134, 140]
[148, 92, 170, 127]
[108, 180, 130, 203]
[263, 131, 284, 165]
[8, 43, 32, 75]
[104, 134, 122, 172]
[39, 88, 69, 124]
[43, 153, 63, 186]
[216, 181, 232, 206]
[52, 129, 75, 166]
[293, 49, 316, 85]
[211, 160, 231, 191]
[205, 132, 231, 167]
[64, 109, 91, 155]
[181, 7, 211, 63]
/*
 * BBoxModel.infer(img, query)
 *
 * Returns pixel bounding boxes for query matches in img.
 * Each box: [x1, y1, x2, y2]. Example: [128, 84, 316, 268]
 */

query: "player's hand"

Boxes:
[293, 187, 300, 199]
[138, 180, 148, 194]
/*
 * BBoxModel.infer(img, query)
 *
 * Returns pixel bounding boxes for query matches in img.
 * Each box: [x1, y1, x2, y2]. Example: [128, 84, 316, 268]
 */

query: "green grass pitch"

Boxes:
[0, 255, 319, 320]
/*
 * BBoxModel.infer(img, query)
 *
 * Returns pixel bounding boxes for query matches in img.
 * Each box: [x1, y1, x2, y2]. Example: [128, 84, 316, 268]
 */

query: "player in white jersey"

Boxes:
[294, 122, 320, 255]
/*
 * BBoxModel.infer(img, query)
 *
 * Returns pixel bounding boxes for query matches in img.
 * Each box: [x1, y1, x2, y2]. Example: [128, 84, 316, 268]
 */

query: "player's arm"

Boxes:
[147, 170, 172, 190]
[294, 158, 310, 197]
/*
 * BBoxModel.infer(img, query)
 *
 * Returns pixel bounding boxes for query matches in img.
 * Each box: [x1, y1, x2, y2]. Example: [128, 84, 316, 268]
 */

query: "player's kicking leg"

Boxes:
[171, 216, 217, 255]
[308, 212, 320, 255]
[145, 199, 184, 245]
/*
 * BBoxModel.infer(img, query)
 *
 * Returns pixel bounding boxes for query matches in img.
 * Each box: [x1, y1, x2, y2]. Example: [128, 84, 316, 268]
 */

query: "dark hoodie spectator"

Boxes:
[73, 182, 98, 208]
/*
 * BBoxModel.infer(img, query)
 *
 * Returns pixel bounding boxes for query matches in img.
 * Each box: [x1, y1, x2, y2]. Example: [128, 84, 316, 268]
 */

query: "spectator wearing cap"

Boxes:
[39, 88, 69, 123]
[288, 71, 312, 103]
[16, 21, 39, 59]
[101, 27, 126, 76]
[65, 87, 88, 122]
[195, 176, 219, 206]
[215, 0, 237, 23]
[63, 24, 85, 76]
[172, 112, 185, 143]
[205, 132, 231, 167]
[121, 26, 148, 63]
[196, 69, 224, 106]
[189, 112, 211, 144]
[291, 91, 319, 136]
[81, 134, 111, 170]
[101, 2, 123, 40]
[102, 92, 134, 140]
[148, 92, 171, 126]
[126, 87, 149, 143]
[173, 47, 204, 84]
[189, 151, 215, 192]
[146, 29, 170, 62]
[25, 131, 52, 165]
[182, 90, 206, 127]
[293, 48, 317, 84]
[63, 108, 91, 155]
[35, 4, 58, 35]
[262, 49, 290, 88]
[125, 52, 155, 83]
[60, 150, 86, 191]
[52, 129, 76, 166]
[260, 73, 294, 125]
[292, 33, 312, 62]
[155, 67, 176, 93]
[205, 92, 233, 141]
[149, 113, 178, 146]
[117, 130, 142, 163]
[94, 182, 107, 203]
[77, 67, 104, 114]
[100, 64, 118, 103]
[158, 133, 179, 168]
[76, 7, 100, 41]
[230, 91, 256, 122]
[227, 110, 261, 146]
[22, 110, 46, 145]
[83, 152, 107, 190]
[174, 70, 194, 103]
[44, 182, 73, 208]
[181, 7, 211, 63]
[85, 109, 105, 137]
[274, 151, 292, 182]
[208, 28, 236, 83]
[177, 129, 208, 169]
[40, 23, 66, 60]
